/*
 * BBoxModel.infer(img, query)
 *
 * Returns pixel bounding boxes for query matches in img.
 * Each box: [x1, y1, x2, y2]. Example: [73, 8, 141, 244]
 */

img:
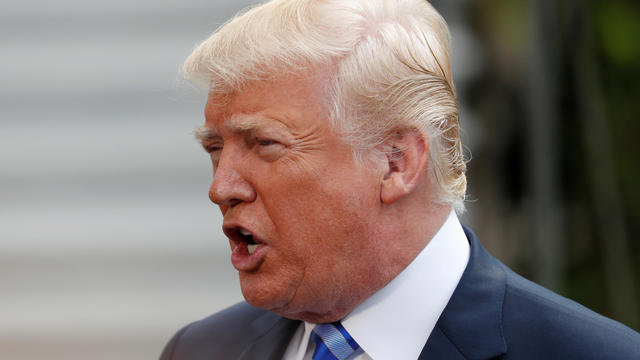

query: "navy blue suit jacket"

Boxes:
[160, 227, 640, 359]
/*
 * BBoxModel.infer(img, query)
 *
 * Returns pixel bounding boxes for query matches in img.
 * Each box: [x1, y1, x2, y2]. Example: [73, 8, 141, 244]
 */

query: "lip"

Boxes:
[223, 222, 269, 272]
[230, 242, 268, 271]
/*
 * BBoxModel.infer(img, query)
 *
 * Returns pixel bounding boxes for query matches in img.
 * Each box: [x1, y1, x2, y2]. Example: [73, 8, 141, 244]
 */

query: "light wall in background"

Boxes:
[0, 1, 258, 359]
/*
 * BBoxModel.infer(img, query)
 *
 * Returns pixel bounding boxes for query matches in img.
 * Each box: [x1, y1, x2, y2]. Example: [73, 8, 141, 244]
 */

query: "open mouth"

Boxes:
[239, 228, 260, 255]
[223, 224, 268, 271]
[225, 226, 263, 255]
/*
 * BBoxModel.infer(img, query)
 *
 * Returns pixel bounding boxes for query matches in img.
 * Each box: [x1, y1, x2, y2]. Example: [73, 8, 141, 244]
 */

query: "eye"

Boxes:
[204, 144, 223, 165]
[202, 141, 223, 154]
[257, 139, 277, 147]
[253, 137, 284, 161]
[206, 145, 223, 153]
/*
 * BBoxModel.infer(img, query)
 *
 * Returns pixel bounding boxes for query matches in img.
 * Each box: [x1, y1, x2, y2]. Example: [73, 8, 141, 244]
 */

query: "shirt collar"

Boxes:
[339, 210, 470, 360]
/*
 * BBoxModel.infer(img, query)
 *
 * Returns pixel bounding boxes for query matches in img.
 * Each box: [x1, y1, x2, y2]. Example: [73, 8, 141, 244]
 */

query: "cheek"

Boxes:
[258, 155, 380, 249]
[272, 180, 377, 256]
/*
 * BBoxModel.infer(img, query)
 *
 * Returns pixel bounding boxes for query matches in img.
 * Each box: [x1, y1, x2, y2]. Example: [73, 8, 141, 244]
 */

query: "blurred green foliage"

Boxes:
[466, 0, 640, 330]
[595, 1, 640, 227]
[596, 1, 640, 66]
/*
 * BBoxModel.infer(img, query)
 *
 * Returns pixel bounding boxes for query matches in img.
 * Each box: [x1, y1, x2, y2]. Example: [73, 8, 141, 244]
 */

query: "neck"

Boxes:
[293, 201, 451, 323]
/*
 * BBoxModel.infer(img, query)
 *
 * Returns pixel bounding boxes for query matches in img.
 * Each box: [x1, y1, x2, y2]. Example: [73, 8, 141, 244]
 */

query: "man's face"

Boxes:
[200, 75, 386, 321]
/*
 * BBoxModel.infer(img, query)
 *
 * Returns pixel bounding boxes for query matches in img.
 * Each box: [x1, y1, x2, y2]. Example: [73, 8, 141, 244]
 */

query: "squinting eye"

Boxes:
[205, 145, 223, 154]
[258, 139, 277, 146]
[253, 138, 283, 161]
[206, 146, 222, 164]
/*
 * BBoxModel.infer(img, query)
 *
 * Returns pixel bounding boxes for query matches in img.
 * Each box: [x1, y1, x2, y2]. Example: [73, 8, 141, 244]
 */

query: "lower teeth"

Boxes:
[247, 244, 258, 255]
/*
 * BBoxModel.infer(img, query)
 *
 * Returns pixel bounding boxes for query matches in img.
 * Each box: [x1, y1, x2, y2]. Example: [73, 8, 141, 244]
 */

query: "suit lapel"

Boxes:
[420, 226, 508, 360]
[238, 310, 300, 360]
[419, 326, 467, 359]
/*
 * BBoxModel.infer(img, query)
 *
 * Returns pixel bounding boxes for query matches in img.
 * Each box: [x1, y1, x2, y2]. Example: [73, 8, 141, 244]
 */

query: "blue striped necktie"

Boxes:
[311, 322, 360, 360]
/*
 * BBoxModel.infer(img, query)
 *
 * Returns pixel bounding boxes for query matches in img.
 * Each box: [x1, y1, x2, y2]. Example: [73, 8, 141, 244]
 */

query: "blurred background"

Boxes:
[0, 0, 638, 359]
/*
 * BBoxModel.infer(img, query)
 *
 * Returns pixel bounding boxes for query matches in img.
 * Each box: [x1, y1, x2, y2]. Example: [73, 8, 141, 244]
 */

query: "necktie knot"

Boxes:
[311, 322, 359, 360]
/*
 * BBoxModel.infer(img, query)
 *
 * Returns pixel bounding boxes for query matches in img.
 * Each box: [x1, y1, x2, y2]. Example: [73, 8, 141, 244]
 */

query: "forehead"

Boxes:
[203, 75, 331, 134]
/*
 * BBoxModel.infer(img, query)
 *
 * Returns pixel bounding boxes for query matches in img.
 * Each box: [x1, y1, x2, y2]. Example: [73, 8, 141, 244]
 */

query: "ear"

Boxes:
[380, 129, 429, 204]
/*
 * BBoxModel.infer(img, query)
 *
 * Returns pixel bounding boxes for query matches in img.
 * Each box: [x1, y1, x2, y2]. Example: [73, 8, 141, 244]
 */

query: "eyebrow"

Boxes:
[194, 126, 220, 143]
[194, 114, 287, 143]
[227, 114, 282, 133]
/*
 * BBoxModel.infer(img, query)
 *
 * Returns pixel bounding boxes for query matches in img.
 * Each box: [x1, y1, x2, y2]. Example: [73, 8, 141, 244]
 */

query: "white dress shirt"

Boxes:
[282, 210, 470, 360]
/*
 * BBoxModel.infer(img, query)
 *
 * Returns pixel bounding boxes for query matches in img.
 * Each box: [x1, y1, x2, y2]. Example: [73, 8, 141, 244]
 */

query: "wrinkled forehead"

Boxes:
[197, 73, 340, 143]
[206, 62, 337, 103]
[204, 71, 336, 121]
[197, 112, 290, 137]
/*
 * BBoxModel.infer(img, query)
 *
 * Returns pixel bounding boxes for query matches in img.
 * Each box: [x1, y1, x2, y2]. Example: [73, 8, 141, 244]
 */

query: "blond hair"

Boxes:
[184, 0, 467, 212]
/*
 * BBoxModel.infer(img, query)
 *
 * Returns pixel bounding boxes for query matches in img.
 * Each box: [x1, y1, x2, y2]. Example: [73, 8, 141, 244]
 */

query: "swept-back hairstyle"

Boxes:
[184, 0, 467, 212]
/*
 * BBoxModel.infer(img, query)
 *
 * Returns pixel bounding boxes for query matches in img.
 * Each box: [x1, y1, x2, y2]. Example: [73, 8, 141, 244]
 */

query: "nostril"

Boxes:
[227, 198, 242, 208]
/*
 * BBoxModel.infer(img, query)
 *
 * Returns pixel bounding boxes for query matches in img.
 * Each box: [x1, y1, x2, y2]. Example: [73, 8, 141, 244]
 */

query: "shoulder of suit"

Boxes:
[187, 301, 270, 334]
[499, 264, 640, 358]
[159, 302, 274, 360]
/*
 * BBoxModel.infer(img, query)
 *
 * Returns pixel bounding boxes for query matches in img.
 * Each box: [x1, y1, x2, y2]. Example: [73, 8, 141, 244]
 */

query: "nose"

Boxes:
[208, 149, 256, 210]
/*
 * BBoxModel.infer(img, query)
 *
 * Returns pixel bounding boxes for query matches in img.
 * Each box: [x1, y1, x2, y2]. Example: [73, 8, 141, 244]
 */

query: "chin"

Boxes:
[240, 283, 313, 320]
[239, 273, 293, 311]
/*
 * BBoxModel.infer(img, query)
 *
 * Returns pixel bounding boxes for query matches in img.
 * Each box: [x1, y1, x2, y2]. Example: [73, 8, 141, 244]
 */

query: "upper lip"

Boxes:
[222, 222, 265, 246]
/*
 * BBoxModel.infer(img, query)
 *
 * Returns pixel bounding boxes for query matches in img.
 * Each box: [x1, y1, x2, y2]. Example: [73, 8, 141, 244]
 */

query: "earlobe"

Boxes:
[380, 130, 429, 204]
[381, 172, 409, 203]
